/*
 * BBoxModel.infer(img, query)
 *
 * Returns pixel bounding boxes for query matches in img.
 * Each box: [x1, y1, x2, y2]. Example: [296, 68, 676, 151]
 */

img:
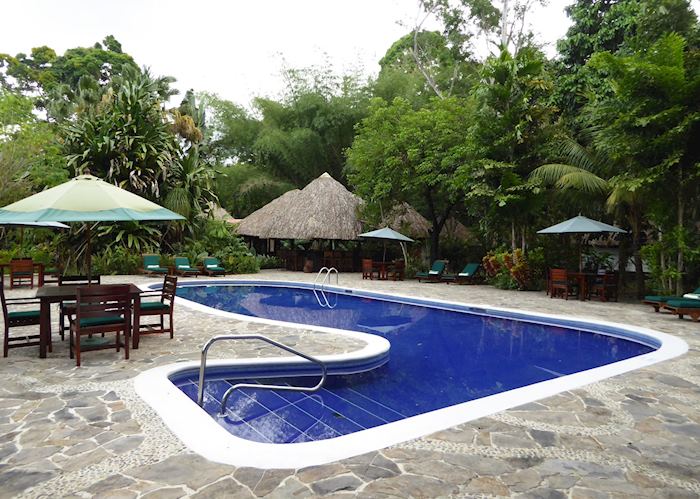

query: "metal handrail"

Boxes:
[313, 267, 339, 308]
[196, 334, 328, 415]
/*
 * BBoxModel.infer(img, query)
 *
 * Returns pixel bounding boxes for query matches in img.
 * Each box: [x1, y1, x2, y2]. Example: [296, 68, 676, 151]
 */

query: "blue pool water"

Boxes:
[172, 284, 654, 444]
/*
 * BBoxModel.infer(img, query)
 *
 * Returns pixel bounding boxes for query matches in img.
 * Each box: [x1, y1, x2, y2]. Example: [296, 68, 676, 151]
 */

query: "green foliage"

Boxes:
[348, 96, 471, 260]
[257, 255, 284, 269]
[62, 68, 179, 198]
[215, 163, 295, 218]
[92, 246, 142, 275]
[96, 222, 162, 253]
[1, 36, 137, 95]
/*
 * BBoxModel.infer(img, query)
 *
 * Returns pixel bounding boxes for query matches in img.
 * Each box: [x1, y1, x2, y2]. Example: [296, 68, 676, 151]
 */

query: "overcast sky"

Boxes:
[2, 1, 699, 107]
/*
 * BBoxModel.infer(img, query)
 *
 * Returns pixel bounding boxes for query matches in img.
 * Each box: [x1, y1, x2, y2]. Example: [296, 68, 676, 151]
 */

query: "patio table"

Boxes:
[373, 261, 392, 280]
[35, 283, 141, 358]
[568, 271, 598, 300]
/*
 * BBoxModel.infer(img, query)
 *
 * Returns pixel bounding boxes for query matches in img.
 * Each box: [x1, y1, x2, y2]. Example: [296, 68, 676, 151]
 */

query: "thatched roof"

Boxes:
[442, 218, 473, 242]
[208, 204, 239, 224]
[236, 173, 362, 240]
[385, 202, 431, 239]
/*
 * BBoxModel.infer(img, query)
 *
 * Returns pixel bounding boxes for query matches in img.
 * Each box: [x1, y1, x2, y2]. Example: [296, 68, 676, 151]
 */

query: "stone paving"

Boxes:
[0, 270, 698, 498]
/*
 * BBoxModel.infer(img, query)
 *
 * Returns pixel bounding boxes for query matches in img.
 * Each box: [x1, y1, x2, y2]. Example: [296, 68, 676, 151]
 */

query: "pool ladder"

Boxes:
[313, 267, 338, 308]
[197, 334, 328, 415]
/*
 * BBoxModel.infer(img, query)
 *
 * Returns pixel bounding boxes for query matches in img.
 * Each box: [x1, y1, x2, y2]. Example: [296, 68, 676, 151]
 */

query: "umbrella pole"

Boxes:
[382, 241, 386, 262]
[400, 242, 408, 268]
[86, 223, 92, 283]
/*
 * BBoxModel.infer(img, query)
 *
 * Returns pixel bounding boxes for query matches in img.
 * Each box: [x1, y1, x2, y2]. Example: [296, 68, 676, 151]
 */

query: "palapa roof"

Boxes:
[442, 217, 474, 242]
[236, 173, 362, 240]
[385, 202, 431, 239]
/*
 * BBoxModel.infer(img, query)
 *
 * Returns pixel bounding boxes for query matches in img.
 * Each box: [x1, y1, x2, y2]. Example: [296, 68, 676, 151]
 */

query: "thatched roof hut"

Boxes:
[236, 173, 362, 240]
[442, 217, 474, 242]
[385, 202, 431, 239]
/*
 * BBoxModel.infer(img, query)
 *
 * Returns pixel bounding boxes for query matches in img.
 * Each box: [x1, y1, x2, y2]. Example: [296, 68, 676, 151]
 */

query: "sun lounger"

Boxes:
[663, 298, 700, 321]
[415, 260, 447, 282]
[201, 257, 226, 276]
[442, 263, 481, 284]
[174, 257, 199, 277]
[141, 255, 169, 276]
[643, 287, 700, 312]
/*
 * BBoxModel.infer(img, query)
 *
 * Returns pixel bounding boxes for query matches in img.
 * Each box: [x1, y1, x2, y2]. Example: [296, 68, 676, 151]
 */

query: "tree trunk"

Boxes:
[632, 219, 644, 299]
[429, 229, 440, 264]
[521, 227, 526, 254]
[676, 174, 684, 295]
[617, 236, 629, 293]
[511, 221, 516, 251]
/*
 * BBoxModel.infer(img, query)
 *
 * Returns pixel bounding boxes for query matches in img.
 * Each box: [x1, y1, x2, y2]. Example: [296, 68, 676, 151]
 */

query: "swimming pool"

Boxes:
[135, 280, 687, 468]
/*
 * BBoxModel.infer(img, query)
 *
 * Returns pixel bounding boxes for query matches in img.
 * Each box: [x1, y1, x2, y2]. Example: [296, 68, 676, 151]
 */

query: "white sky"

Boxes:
[1, 1, 698, 106]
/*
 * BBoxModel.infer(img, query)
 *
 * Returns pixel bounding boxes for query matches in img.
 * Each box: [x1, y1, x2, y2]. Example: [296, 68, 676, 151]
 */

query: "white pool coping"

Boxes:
[134, 280, 688, 469]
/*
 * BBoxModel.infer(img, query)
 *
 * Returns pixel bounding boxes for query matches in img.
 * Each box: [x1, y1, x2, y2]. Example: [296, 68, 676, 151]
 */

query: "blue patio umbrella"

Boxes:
[537, 215, 626, 271]
[359, 227, 414, 264]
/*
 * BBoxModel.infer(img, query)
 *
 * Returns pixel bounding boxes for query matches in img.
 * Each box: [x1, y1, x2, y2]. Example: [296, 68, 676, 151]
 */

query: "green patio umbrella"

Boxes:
[0, 174, 185, 278]
[359, 227, 414, 265]
[537, 215, 626, 271]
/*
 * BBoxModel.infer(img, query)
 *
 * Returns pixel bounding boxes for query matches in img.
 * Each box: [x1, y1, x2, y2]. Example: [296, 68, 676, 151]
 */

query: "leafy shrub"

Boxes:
[93, 246, 142, 275]
[483, 249, 543, 291]
[216, 252, 259, 273]
[257, 255, 284, 269]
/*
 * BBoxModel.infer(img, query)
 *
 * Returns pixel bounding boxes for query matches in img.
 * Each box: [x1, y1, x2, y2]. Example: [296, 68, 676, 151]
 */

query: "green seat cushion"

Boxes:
[12, 271, 33, 276]
[140, 301, 170, 311]
[148, 267, 169, 273]
[644, 295, 681, 303]
[666, 299, 700, 309]
[79, 315, 125, 328]
[206, 266, 225, 272]
[8, 310, 40, 320]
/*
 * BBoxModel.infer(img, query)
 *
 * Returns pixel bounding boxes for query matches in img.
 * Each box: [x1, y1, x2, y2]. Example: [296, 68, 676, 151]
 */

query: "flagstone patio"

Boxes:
[0, 271, 698, 498]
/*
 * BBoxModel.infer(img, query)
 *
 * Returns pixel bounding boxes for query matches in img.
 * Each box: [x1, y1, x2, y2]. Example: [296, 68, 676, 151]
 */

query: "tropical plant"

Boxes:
[62, 67, 179, 198]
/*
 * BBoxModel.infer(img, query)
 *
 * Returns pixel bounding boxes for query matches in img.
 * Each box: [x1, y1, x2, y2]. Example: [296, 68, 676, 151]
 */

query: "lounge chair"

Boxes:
[643, 287, 700, 312]
[415, 260, 447, 282]
[663, 298, 700, 321]
[173, 257, 199, 277]
[141, 255, 169, 276]
[200, 257, 226, 277]
[442, 263, 481, 284]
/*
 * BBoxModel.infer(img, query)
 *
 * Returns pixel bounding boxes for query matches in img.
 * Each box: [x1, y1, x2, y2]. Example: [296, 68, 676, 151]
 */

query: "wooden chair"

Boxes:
[58, 275, 102, 340]
[388, 260, 405, 281]
[69, 284, 132, 367]
[416, 260, 448, 283]
[9, 259, 34, 289]
[135, 275, 177, 348]
[1, 286, 43, 357]
[550, 268, 577, 300]
[362, 259, 378, 280]
[589, 271, 618, 302]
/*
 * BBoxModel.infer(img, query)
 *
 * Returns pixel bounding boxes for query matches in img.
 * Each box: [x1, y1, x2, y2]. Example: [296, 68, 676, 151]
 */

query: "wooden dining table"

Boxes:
[34, 283, 142, 358]
[567, 272, 598, 301]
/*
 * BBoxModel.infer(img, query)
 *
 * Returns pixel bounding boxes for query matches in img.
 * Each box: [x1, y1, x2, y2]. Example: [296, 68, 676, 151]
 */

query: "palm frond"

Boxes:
[531, 164, 608, 194]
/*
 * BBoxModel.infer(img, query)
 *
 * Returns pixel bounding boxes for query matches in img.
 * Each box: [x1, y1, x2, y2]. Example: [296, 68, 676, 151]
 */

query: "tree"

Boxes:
[0, 89, 67, 206]
[0, 36, 137, 96]
[553, 0, 698, 119]
[585, 33, 700, 294]
[348, 96, 471, 261]
[466, 45, 555, 249]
